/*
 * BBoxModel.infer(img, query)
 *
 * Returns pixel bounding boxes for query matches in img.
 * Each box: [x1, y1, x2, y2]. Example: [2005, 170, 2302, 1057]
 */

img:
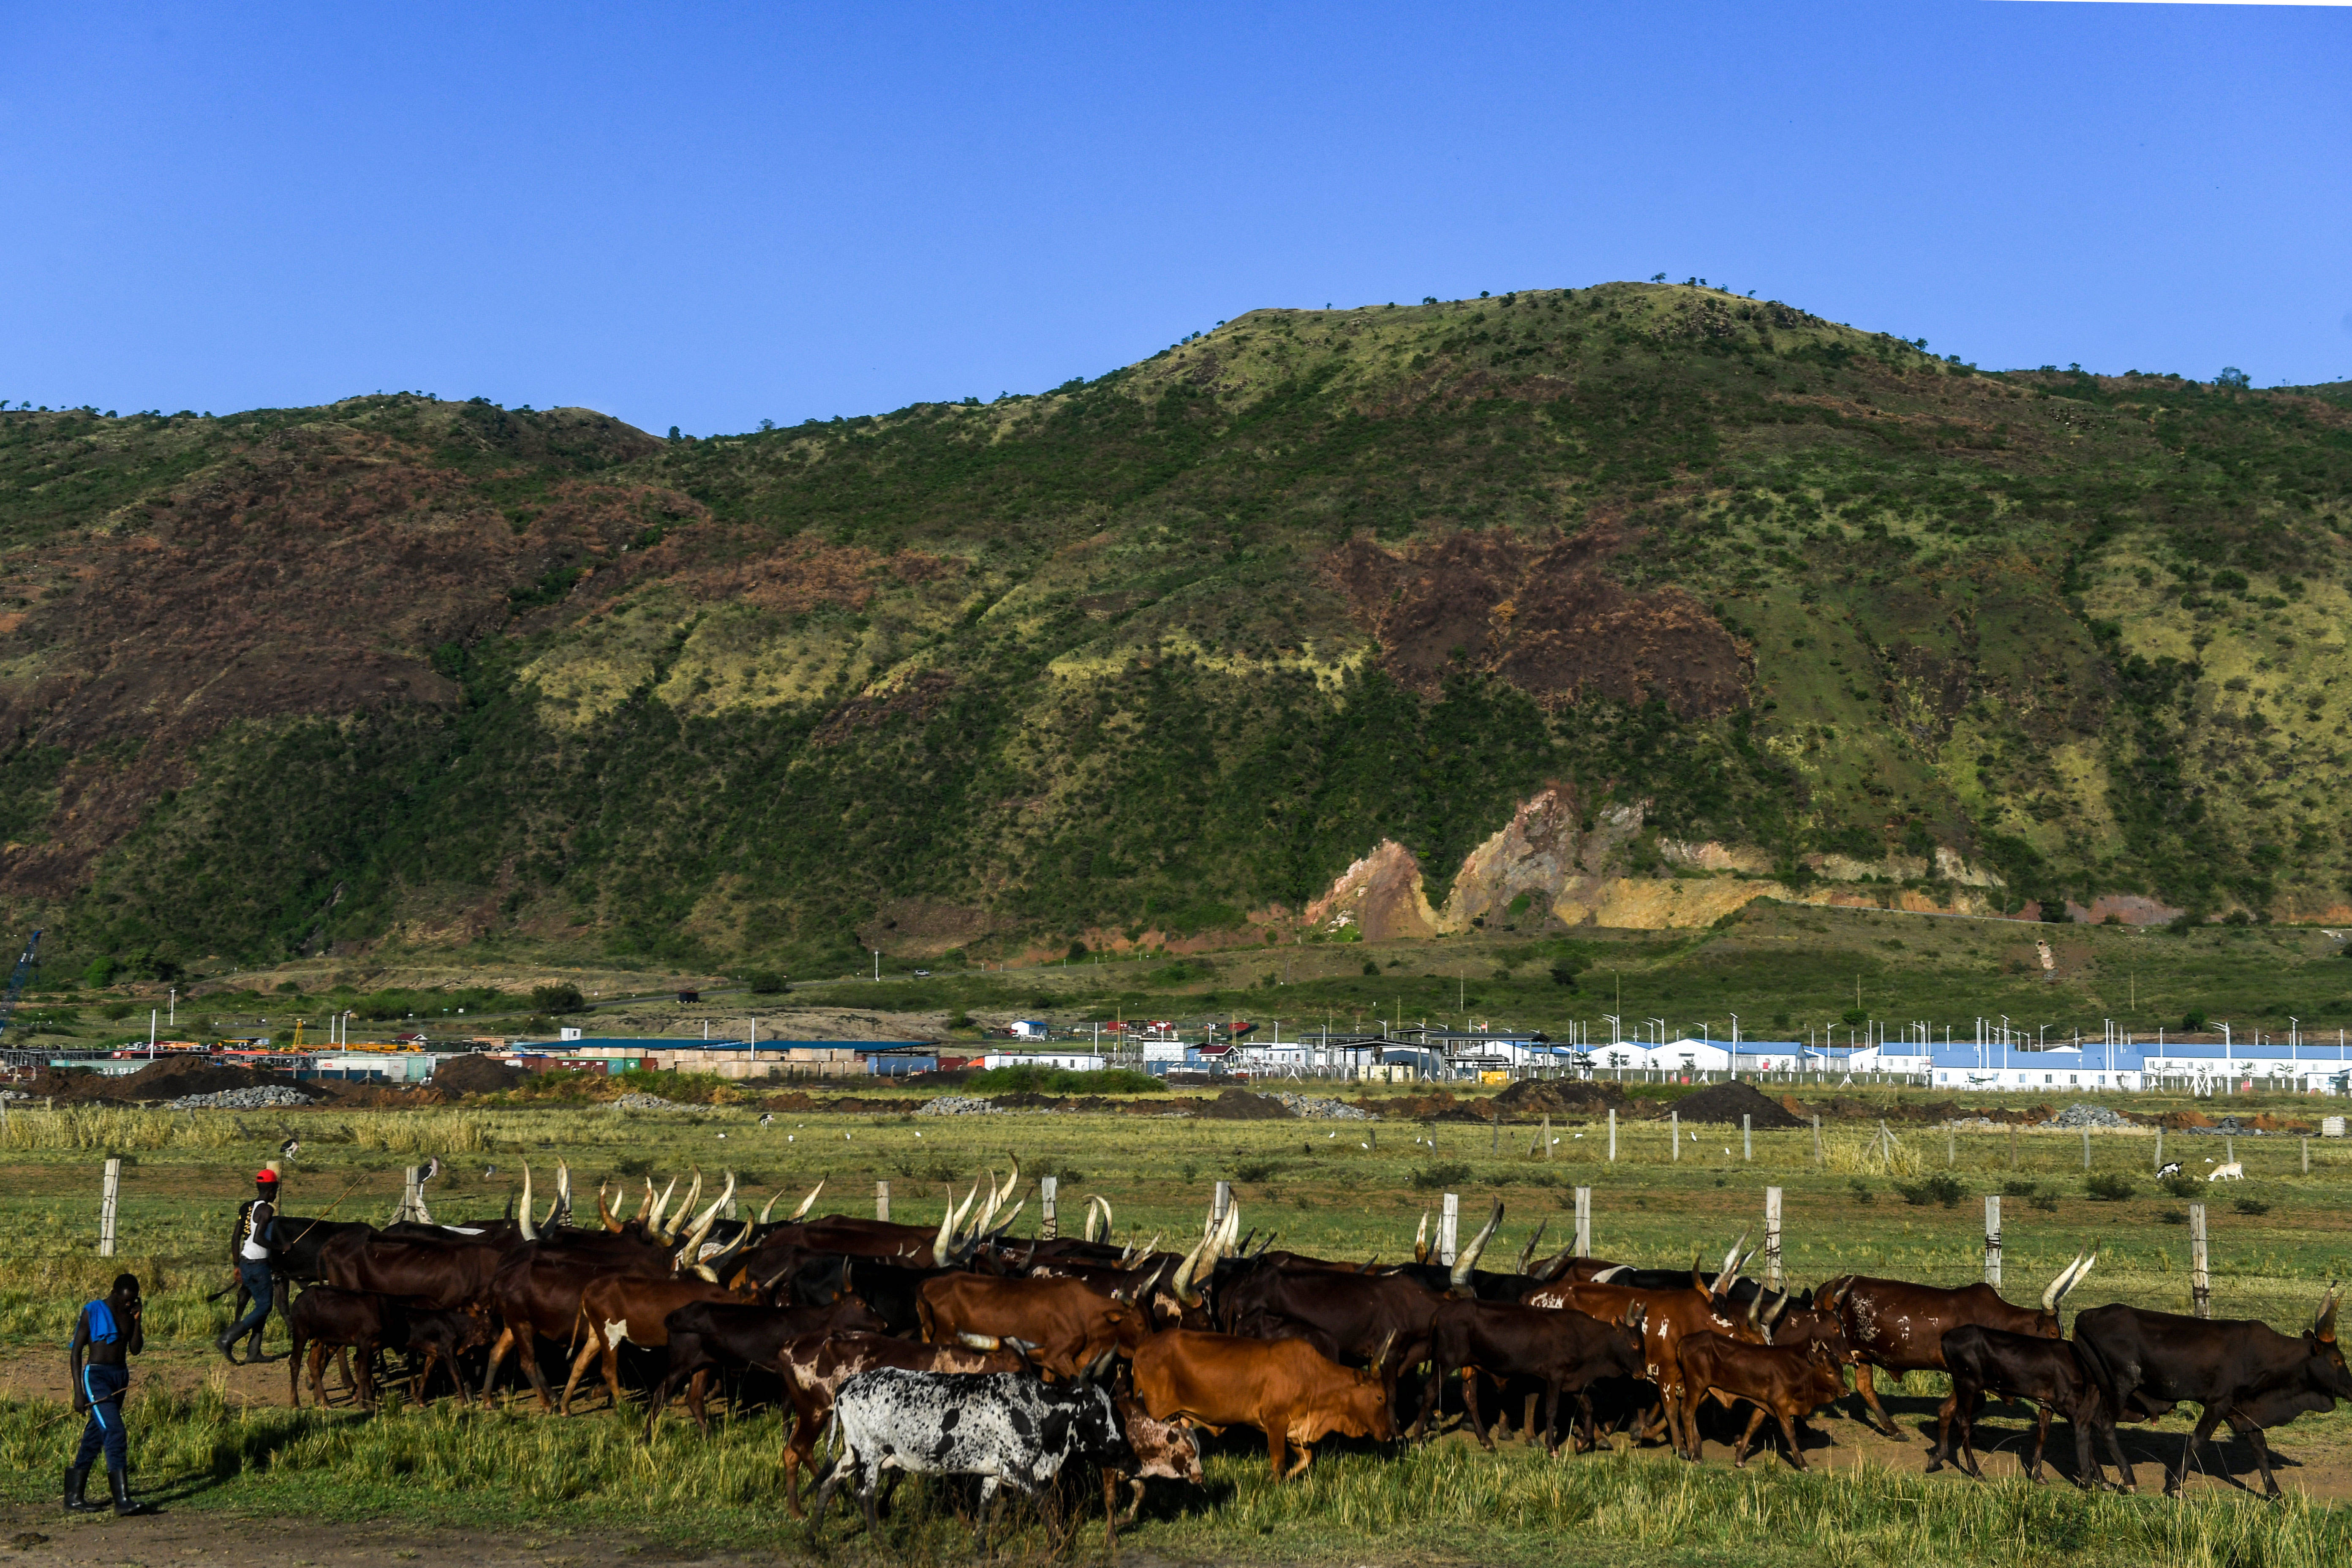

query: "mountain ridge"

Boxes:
[5, 282, 2350, 981]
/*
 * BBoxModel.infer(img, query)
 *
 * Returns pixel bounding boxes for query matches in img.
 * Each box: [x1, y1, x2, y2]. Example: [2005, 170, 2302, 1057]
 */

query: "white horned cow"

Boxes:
[810, 1368, 1135, 1548]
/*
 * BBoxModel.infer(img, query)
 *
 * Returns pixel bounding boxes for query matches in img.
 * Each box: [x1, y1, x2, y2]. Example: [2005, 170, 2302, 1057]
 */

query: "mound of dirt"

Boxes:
[430, 1054, 532, 1096]
[1365, 1089, 1492, 1123]
[1671, 1080, 1808, 1129]
[313, 1081, 449, 1108]
[35, 1054, 329, 1105]
[1490, 1079, 1629, 1121]
[1195, 1088, 1294, 1121]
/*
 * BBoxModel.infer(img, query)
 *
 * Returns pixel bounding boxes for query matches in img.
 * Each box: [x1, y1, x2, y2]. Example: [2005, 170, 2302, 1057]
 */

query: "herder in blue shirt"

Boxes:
[67, 1272, 150, 1516]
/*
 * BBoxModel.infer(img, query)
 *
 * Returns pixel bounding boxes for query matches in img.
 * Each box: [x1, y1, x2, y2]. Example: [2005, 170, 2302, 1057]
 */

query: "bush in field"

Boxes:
[1410, 1161, 1473, 1191]
[1893, 1173, 1965, 1208]
[2161, 1171, 2205, 1198]
[2084, 1172, 2136, 1202]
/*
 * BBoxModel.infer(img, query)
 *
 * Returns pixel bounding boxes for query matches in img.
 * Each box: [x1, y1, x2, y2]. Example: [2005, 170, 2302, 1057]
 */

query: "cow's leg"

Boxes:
[1284, 1441, 1315, 1480]
[305, 1342, 329, 1407]
[2225, 1411, 2283, 1498]
[1927, 1389, 1957, 1473]
[1462, 1366, 1496, 1451]
[1573, 1390, 1598, 1454]
[1956, 1391, 1987, 1480]
[2170, 1406, 2227, 1497]
[288, 1332, 307, 1407]
[478, 1325, 512, 1402]
[557, 1332, 604, 1417]
[974, 1476, 998, 1548]
[1729, 1405, 1768, 1467]
[1539, 1379, 1562, 1456]
[2026, 1403, 2052, 1483]
[356, 1337, 379, 1412]
[2099, 1415, 2138, 1494]
[1410, 1358, 1445, 1440]
[2069, 1404, 2102, 1492]
[783, 1405, 821, 1520]
[1851, 1362, 1903, 1439]
[1775, 1408, 1808, 1471]
[1266, 1427, 1289, 1478]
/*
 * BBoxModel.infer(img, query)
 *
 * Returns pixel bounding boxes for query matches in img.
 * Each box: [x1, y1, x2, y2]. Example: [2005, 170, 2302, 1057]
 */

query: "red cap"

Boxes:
[254, 1169, 279, 1184]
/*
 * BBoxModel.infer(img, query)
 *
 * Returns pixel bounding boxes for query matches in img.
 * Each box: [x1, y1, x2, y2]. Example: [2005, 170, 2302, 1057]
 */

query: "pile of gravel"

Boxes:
[163, 1085, 316, 1111]
[916, 1096, 1002, 1116]
[612, 1092, 695, 1112]
[2046, 1102, 2134, 1130]
[1271, 1093, 1375, 1121]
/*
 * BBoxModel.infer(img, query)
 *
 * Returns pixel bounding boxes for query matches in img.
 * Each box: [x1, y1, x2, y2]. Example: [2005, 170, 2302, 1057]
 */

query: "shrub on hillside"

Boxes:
[2084, 1172, 2136, 1202]
[532, 983, 585, 1014]
[1893, 1173, 1965, 1208]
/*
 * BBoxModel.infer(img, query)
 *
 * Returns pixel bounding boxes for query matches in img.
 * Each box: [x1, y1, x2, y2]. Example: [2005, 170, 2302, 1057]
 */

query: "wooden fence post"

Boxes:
[1742, 1114, 1752, 1162]
[1764, 1186, 1782, 1289]
[1812, 1114, 1823, 1168]
[1491, 1111, 1500, 1156]
[1947, 1124, 1955, 1167]
[1573, 1186, 1592, 1258]
[2008, 1126, 2017, 1171]
[397, 1165, 427, 1225]
[1983, 1195, 2001, 1288]
[874, 1180, 890, 1222]
[1213, 1180, 1232, 1229]
[2189, 1203, 2210, 1318]
[2303, 1137, 2310, 1176]
[99, 1157, 121, 1259]
[1671, 1108, 1680, 1163]
[1040, 1175, 1058, 1241]
[1608, 1108, 1617, 1164]
[2155, 1125, 2164, 1171]
[1543, 1114, 1552, 1161]
[2082, 1128, 2091, 1171]
[2225, 1135, 2235, 1167]
[1438, 1192, 1460, 1266]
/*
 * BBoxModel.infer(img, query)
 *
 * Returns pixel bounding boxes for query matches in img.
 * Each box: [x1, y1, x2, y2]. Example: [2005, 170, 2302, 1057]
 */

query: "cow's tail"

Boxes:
[567, 1298, 590, 1357]
[2067, 1316, 2127, 1421]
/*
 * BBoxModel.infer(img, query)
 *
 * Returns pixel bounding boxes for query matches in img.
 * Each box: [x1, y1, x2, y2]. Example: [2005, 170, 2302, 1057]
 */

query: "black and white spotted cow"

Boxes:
[808, 1368, 1135, 1547]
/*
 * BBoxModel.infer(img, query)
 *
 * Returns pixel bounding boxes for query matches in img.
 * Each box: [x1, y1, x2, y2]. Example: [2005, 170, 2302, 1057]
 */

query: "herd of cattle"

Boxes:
[246, 1159, 2350, 1541]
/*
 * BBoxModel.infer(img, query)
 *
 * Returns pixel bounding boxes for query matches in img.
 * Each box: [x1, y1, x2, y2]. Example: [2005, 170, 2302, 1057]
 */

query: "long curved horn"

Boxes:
[517, 1163, 538, 1242]
[2042, 1251, 2085, 1312]
[554, 1162, 572, 1228]
[685, 1171, 736, 1238]
[789, 1179, 825, 1221]
[2058, 1253, 2095, 1305]
[958, 1332, 1004, 1351]
[1747, 1285, 1764, 1329]
[1218, 1204, 1243, 1260]
[1085, 1196, 1105, 1244]
[1358, 1254, 1380, 1273]
[632, 1178, 653, 1222]
[673, 1170, 704, 1237]
[1719, 1230, 1750, 1281]
[1449, 1201, 1503, 1293]
[997, 1156, 1020, 1209]
[1169, 1231, 1209, 1308]
[2317, 1282, 2341, 1342]
[1515, 1220, 1549, 1277]
[1128, 1233, 1162, 1269]
[647, 1176, 679, 1240]
[1413, 1210, 1431, 1266]
[1593, 1265, 1628, 1284]
[597, 1182, 621, 1233]
[758, 1191, 781, 1225]
[673, 1199, 721, 1275]
[1767, 1290, 1792, 1328]
[933, 1187, 958, 1263]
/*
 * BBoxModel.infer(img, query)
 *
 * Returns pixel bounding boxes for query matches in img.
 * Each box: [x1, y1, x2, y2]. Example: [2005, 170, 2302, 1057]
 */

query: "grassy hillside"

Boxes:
[4, 283, 2351, 986]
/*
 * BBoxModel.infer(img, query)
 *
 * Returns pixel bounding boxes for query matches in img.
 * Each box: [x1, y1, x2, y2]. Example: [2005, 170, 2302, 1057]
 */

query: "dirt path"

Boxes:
[0, 1509, 765, 1567]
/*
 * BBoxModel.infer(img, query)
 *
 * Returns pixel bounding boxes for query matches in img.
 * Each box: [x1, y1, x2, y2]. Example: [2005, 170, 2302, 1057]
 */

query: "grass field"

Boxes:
[1, 1083, 2347, 1562]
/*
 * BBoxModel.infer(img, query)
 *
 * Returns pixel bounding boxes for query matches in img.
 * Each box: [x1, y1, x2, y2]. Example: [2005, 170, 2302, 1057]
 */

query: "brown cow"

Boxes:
[776, 1331, 1025, 1516]
[917, 1274, 1147, 1381]
[1130, 1328, 1394, 1479]
[1816, 1254, 2090, 1438]
[561, 1274, 754, 1414]
[1673, 1331, 1849, 1469]
[1523, 1274, 1776, 1453]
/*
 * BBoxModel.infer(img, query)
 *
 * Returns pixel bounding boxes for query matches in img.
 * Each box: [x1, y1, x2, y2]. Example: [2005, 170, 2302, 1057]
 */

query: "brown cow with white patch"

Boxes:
[1130, 1328, 1394, 1478]
[1109, 1394, 1203, 1522]
[560, 1274, 753, 1414]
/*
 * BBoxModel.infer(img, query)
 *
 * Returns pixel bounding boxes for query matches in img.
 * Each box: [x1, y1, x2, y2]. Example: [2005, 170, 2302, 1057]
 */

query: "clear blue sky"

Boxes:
[3, 3, 2347, 435]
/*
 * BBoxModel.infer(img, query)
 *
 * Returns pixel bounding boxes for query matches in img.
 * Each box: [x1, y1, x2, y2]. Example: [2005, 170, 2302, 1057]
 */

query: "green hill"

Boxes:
[5, 282, 2350, 983]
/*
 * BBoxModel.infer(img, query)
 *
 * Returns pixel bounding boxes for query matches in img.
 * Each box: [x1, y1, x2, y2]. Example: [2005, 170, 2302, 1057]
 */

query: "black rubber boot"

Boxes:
[213, 1332, 240, 1364]
[107, 1466, 148, 1517]
[64, 1464, 95, 1512]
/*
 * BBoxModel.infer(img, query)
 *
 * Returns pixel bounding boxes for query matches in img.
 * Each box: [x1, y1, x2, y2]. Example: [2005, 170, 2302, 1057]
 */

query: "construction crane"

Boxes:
[0, 930, 42, 1040]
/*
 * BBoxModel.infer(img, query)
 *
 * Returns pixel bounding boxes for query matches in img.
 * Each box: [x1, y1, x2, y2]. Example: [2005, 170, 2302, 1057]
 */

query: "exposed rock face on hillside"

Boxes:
[1306, 841, 1440, 941]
